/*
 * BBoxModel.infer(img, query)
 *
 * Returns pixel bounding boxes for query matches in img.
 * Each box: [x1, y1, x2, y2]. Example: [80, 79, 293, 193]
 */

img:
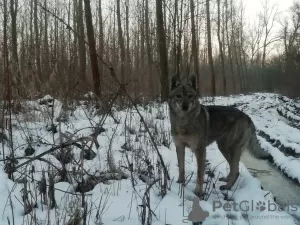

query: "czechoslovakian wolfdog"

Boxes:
[168, 74, 270, 198]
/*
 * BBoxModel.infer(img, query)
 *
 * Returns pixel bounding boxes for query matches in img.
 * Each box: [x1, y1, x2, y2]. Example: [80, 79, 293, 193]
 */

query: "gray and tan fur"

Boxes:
[168, 74, 270, 198]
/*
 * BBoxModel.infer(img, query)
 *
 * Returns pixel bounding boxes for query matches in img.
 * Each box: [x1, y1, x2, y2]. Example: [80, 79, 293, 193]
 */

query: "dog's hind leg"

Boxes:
[217, 139, 241, 190]
[220, 150, 241, 190]
[220, 126, 252, 190]
[217, 141, 231, 182]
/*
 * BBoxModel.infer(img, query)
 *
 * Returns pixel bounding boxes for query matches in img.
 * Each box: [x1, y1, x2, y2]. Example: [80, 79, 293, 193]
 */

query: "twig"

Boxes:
[12, 136, 94, 172]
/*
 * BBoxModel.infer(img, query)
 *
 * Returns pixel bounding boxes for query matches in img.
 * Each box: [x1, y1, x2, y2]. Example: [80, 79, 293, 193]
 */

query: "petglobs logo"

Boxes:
[212, 200, 298, 213]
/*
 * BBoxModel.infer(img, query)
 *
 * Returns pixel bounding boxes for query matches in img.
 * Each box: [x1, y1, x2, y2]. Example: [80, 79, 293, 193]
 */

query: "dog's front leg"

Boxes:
[193, 146, 206, 198]
[176, 144, 185, 183]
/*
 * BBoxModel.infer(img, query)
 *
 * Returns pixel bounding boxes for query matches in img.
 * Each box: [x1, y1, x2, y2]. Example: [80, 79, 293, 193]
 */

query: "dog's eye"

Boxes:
[187, 94, 193, 99]
[176, 94, 182, 98]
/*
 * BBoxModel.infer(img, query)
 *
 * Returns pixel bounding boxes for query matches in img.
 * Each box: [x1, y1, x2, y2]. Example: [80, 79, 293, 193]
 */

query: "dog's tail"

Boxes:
[248, 123, 271, 159]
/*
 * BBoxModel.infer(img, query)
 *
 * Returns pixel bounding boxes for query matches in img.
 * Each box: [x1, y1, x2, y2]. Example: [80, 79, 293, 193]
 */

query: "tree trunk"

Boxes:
[112, 4, 117, 66]
[139, 0, 145, 94]
[29, 0, 34, 70]
[43, 0, 50, 80]
[156, 0, 169, 101]
[20, 21, 25, 78]
[78, 0, 86, 83]
[239, 9, 248, 91]
[134, 28, 140, 96]
[10, 0, 20, 95]
[125, 0, 131, 74]
[54, 7, 58, 68]
[145, 0, 154, 94]
[83, 0, 101, 97]
[34, 0, 42, 86]
[116, 0, 126, 86]
[225, 0, 235, 93]
[173, 0, 178, 74]
[177, 0, 183, 74]
[140, 0, 145, 73]
[206, 0, 216, 96]
[72, 0, 78, 82]
[262, 33, 267, 69]
[3, 0, 9, 87]
[230, 1, 243, 92]
[98, 0, 103, 93]
[217, 0, 226, 95]
[190, 0, 200, 93]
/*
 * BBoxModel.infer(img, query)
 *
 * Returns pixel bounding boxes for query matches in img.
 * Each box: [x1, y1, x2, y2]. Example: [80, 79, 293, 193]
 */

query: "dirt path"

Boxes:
[242, 151, 300, 224]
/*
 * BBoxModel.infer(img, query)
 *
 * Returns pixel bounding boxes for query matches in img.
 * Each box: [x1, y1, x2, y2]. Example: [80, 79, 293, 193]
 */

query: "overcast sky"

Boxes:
[243, 0, 295, 49]
[244, 0, 294, 19]
[235, 0, 295, 55]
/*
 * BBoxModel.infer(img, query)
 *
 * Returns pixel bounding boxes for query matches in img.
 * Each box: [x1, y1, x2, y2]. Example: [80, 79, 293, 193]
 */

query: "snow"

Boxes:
[212, 94, 300, 182]
[258, 135, 300, 181]
[0, 93, 299, 225]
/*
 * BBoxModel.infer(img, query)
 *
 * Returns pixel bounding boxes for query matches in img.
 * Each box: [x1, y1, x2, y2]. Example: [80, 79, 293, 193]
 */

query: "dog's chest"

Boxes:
[175, 134, 200, 150]
[175, 117, 194, 134]
[176, 125, 189, 135]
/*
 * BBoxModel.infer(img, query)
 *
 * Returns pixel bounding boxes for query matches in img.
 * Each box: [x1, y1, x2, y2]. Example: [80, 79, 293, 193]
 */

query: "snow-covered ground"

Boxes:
[0, 93, 299, 225]
[212, 94, 300, 183]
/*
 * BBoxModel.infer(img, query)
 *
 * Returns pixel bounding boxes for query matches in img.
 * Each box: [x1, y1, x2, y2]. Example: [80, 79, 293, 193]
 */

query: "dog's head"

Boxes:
[168, 74, 199, 115]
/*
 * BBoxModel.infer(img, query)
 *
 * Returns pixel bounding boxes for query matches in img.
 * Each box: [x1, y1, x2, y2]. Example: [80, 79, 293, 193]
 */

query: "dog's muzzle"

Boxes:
[182, 102, 189, 111]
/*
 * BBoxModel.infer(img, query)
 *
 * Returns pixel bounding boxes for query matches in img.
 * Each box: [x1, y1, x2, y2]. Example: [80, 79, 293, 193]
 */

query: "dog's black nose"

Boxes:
[182, 103, 189, 111]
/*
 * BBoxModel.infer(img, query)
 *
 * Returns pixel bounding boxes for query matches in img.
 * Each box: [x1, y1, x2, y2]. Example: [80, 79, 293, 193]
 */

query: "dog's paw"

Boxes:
[193, 189, 204, 199]
[220, 185, 230, 191]
[177, 178, 184, 184]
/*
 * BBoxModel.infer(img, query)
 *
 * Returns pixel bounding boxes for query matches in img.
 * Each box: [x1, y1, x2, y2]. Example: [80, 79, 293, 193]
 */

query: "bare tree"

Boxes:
[248, 17, 263, 65]
[260, 0, 279, 68]
[116, 0, 126, 87]
[217, 0, 226, 94]
[206, 0, 216, 96]
[34, 0, 42, 84]
[156, 0, 169, 101]
[190, 0, 200, 93]
[125, 0, 131, 76]
[98, 0, 104, 92]
[173, 0, 178, 74]
[282, 2, 300, 95]
[10, 0, 21, 95]
[238, 5, 248, 91]
[225, 0, 236, 93]
[145, 0, 154, 93]
[43, 0, 50, 80]
[78, 0, 86, 83]
[83, 0, 101, 97]
[3, 0, 9, 83]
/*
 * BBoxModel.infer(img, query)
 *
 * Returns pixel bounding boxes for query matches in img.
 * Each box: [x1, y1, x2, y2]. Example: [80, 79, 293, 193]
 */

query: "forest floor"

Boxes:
[0, 93, 300, 225]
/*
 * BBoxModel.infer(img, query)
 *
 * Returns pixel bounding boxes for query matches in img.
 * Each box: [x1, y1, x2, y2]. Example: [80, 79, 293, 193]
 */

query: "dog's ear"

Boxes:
[171, 75, 180, 90]
[188, 74, 197, 90]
